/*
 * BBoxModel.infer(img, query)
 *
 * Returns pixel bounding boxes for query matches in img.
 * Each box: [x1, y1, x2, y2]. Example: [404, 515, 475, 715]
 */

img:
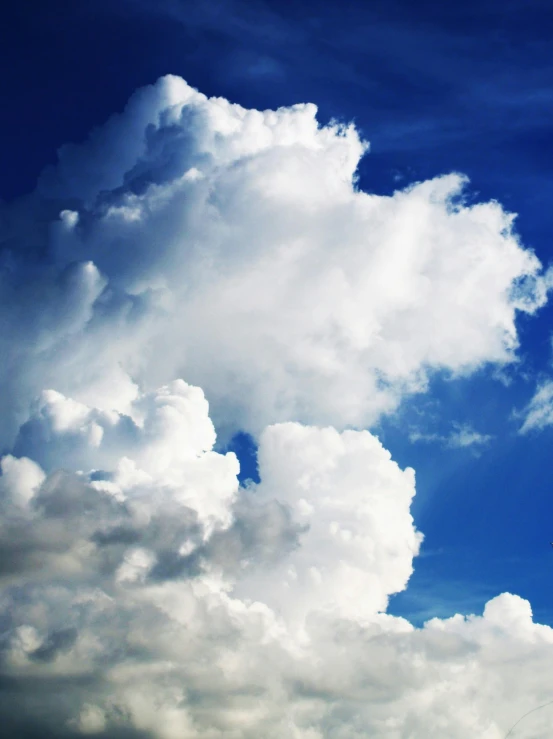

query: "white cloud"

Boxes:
[518, 379, 553, 433]
[234, 423, 422, 623]
[0, 75, 548, 445]
[1, 386, 553, 737]
[410, 422, 492, 449]
[14, 379, 239, 533]
[447, 424, 492, 448]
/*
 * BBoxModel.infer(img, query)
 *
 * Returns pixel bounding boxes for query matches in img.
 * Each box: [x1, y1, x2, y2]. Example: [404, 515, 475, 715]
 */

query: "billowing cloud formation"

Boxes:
[2, 77, 553, 738]
[0, 74, 548, 444]
[2, 384, 553, 738]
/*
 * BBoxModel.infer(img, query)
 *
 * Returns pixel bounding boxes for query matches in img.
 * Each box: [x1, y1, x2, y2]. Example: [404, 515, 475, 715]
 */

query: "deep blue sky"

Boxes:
[3, 0, 553, 624]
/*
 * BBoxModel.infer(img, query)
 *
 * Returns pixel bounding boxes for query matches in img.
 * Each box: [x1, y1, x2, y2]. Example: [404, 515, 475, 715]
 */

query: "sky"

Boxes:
[2, 0, 553, 736]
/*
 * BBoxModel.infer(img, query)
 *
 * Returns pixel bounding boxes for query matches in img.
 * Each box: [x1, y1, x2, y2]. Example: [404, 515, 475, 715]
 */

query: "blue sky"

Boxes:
[3, 1, 553, 736]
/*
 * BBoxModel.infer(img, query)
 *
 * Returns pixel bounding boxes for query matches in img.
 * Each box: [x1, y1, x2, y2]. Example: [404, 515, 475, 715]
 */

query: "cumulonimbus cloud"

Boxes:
[1, 77, 552, 738]
[0, 74, 548, 445]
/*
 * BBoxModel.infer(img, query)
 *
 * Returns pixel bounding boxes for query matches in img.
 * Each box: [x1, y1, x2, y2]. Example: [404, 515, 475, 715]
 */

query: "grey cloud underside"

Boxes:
[1, 389, 553, 737]
[1, 76, 553, 737]
[2, 439, 299, 588]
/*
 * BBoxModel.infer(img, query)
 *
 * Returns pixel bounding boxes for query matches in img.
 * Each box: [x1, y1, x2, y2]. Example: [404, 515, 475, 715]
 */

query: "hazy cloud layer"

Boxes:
[1, 77, 553, 737]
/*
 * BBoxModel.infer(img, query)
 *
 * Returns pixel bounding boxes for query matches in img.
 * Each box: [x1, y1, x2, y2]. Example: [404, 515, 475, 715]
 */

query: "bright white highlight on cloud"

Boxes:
[1, 76, 552, 737]
[235, 422, 422, 622]
[0, 74, 548, 446]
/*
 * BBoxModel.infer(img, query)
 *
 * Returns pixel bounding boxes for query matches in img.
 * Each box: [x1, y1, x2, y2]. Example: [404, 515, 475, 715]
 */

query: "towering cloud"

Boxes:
[0, 75, 548, 445]
[0, 77, 552, 737]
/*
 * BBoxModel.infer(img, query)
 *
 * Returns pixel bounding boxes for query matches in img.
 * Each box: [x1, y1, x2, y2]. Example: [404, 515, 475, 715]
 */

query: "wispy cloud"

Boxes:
[410, 423, 493, 449]
[518, 379, 553, 433]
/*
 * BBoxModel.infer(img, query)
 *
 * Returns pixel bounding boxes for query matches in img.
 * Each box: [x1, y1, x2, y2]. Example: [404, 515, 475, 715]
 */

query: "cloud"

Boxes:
[410, 422, 492, 449]
[232, 423, 422, 625]
[1, 76, 553, 737]
[2, 385, 553, 737]
[518, 379, 553, 433]
[447, 424, 492, 448]
[0, 75, 548, 446]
